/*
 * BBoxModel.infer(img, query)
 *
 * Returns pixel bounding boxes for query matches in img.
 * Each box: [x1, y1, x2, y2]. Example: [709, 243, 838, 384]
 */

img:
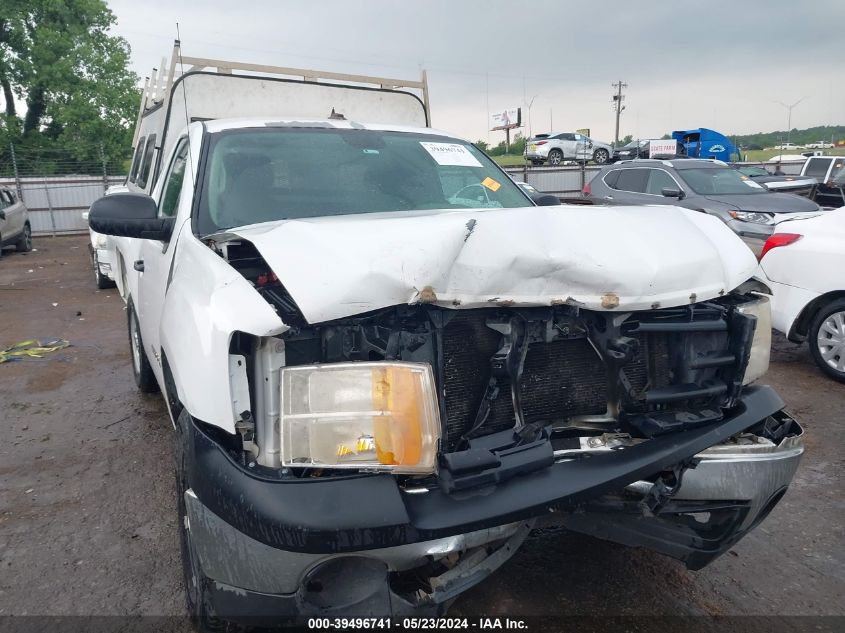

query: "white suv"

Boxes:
[524, 132, 612, 165]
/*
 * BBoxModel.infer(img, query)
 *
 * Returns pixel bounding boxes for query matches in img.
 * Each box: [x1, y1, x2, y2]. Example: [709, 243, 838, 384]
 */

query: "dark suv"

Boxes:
[585, 159, 822, 255]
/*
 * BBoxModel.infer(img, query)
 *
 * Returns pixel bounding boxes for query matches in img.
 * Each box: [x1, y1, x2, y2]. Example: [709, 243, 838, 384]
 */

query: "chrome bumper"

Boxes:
[626, 424, 803, 532]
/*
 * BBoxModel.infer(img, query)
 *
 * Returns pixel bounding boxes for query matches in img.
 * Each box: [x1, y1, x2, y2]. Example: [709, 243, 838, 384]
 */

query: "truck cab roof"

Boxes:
[199, 117, 453, 138]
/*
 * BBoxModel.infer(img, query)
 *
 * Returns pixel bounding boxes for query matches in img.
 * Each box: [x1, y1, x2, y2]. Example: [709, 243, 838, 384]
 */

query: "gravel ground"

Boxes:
[0, 236, 842, 626]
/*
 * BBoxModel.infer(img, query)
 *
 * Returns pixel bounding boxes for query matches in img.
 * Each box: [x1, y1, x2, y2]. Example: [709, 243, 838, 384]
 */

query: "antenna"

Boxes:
[175, 23, 195, 185]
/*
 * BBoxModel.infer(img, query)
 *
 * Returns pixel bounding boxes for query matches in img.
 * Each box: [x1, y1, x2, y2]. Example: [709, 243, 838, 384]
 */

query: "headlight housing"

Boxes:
[730, 211, 774, 224]
[737, 295, 771, 384]
[280, 362, 440, 473]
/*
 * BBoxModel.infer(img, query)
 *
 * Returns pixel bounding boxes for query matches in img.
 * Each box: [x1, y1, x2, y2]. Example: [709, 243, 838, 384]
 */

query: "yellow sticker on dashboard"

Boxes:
[481, 177, 501, 192]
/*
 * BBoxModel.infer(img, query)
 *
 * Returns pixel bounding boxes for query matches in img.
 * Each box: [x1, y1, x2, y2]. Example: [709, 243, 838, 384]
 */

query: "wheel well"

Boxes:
[789, 290, 845, 342]
[161, 352, 184, 425]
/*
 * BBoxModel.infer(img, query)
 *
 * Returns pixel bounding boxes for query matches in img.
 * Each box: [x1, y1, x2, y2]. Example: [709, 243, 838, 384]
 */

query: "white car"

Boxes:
[757, 208, 845, 382]
[804, 141, 835, 149]
[773, 142, 802, 151]
[81, 184, 127, 290]
[524, 132, 613, 165]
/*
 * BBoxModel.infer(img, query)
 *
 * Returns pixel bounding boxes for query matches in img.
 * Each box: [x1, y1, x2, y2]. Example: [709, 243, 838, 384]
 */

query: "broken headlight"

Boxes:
[738, 295, 771, 384]
[279, 362, 440, 473]
[730, 211, 774, 224]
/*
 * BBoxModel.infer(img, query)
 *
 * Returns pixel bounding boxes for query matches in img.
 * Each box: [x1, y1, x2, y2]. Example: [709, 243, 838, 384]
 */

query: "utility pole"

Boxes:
[612, 80, 628, 147]
[527, 95, 537, 139]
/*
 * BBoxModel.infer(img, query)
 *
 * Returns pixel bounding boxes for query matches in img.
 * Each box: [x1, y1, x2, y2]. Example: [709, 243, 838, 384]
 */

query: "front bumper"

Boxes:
[185, 385, 801, 615]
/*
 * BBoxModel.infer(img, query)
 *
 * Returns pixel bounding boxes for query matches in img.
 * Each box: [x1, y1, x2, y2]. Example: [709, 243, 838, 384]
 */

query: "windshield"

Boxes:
[737, 166, 770, 177]
[197, 128, 530, 235]
[680, 167, 767, 195]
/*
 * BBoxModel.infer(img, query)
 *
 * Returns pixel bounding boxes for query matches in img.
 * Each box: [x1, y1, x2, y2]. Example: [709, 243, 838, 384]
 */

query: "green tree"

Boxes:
[620, 134, 633, 145]
[475, 140, 490, 152]
[0, 0, 139, 172]
[509, 132, 525, 156]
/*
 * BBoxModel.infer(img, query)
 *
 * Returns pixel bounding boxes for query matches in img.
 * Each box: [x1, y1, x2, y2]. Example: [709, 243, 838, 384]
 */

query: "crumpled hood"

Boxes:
[224, 205, 758, 324]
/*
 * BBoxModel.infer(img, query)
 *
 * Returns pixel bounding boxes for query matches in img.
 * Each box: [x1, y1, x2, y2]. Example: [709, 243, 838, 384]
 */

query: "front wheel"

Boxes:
[127, 299, 159, 393]
[593, 148, 610, 165]
[15, 223, 32, 252]
[809, 299, 845, 383]
[548, 149, 563, 165]
[174, 409, 234, 632]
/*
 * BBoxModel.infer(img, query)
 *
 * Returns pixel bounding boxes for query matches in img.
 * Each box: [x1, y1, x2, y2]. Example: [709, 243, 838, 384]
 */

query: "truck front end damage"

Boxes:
[177, 240, 802, 618]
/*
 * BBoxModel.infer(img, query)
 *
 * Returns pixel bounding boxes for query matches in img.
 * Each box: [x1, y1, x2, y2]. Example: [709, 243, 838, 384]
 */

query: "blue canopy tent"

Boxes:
[671, 128, 739, 162]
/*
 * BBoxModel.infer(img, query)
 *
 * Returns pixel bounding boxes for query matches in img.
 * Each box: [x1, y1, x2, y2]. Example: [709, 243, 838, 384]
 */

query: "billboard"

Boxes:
[490, 107, 521, 131]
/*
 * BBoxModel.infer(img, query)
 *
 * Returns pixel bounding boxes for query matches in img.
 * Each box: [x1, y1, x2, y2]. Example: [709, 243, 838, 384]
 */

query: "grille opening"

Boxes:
[439, 314, 673, 450]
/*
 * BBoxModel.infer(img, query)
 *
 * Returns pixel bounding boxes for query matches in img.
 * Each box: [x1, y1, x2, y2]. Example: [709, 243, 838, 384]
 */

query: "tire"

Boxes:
[808, 299, 845, 383]
[93, 252, 115, 289]
[127, 299, 159, 393]
[593, 148, 610, 165]
[15, 223, 32, 252]
[548, 149, 563, 166]
[174, 409, 234, 632]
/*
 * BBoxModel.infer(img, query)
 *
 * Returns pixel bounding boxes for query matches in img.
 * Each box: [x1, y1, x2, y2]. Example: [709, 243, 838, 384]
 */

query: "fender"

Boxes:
[160, 232, 286, 433]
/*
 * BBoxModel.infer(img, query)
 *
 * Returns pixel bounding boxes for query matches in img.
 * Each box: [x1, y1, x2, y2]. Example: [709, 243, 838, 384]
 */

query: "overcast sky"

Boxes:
[107, 0, 844, 144]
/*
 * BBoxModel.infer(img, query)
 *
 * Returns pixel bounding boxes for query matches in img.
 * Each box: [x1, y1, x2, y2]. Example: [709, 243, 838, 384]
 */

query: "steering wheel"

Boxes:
[452, 183, 491, 204]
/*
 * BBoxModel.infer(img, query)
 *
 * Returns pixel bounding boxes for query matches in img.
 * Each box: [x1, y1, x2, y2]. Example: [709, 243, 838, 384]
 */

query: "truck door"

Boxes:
[136, 137, 190, 385]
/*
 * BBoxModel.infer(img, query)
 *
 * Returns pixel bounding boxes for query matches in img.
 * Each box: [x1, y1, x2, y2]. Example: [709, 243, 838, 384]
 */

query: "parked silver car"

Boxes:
[524, 132, 612, 165]
[0, 187, 32, 255]
[585, 159, 823, 256]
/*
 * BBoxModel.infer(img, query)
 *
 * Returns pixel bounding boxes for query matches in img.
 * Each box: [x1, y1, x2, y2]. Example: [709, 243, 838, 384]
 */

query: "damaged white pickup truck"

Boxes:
[90, 51, 803, 627]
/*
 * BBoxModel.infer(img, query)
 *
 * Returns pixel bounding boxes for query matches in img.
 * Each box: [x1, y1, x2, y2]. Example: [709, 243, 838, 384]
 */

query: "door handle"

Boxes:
[134, 260, 145, 272]
[604, 195, 614, 201]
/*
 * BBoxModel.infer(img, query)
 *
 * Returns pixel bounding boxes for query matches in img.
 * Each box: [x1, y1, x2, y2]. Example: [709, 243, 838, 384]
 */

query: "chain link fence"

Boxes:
[0, 143, 129, 235]
[503, 159, 808, 200]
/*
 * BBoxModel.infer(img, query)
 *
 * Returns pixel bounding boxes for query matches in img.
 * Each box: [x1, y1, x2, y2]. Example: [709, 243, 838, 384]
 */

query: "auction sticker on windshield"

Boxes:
[420, 142, 482, 167]
[481, 176, 501, 191]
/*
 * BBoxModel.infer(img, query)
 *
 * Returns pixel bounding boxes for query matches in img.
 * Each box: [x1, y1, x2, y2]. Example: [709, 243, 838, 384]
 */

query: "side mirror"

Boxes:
[532, 194, 561, 206]
[661, 188, 685, 200]
[89, 193, 174, 241]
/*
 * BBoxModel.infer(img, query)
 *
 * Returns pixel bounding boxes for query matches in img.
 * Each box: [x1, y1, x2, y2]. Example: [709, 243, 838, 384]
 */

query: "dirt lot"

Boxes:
[1, 236, 843, 625]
